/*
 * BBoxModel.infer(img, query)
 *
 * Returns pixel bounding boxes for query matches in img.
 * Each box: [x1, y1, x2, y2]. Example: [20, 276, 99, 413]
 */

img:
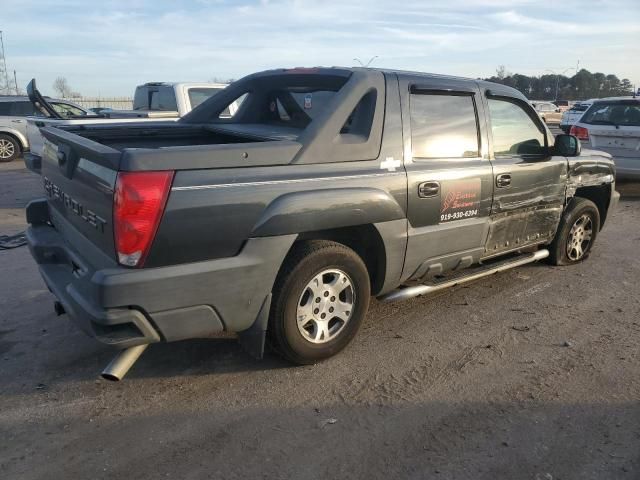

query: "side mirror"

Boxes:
[555, 134, 581, 157]
[556, 108, 561, 113]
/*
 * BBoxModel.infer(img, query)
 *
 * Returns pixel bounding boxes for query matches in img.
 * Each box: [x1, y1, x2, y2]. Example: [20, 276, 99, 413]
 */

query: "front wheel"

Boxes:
[269, 240, 370, 365]
[548, 197, 600, 265]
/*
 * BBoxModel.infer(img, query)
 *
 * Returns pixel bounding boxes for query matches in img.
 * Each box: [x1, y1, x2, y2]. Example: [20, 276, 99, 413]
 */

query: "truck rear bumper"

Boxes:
[27, 199, 296, 348]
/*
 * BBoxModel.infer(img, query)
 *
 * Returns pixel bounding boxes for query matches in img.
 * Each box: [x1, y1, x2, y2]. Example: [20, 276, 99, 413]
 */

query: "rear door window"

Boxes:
[409, 93, 480, 159]
[10, 101, 38, 116]
[488, 98, 546, 156]
[581, 102, 640, 127]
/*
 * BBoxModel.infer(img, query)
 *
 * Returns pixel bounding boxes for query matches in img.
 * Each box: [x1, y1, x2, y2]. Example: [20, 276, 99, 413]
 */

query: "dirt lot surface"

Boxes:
[1, 159, 639, 479]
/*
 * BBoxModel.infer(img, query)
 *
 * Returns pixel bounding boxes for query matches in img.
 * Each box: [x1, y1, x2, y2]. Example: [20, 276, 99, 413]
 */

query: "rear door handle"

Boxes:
[496, 173, 512, 188]
[11, 119, 24, 123]
[418, 181, 440, 198]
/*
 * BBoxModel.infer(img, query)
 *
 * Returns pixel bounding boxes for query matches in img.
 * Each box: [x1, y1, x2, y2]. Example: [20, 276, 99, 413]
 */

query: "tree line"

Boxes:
[485, 66, 635, 101]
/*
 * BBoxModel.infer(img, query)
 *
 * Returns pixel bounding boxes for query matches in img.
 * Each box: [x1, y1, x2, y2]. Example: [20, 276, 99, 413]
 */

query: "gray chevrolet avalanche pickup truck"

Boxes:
[26, 67, 619, 380]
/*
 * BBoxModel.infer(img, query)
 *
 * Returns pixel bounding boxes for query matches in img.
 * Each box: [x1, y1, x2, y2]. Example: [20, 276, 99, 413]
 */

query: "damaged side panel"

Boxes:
[566, 150, 616, 198]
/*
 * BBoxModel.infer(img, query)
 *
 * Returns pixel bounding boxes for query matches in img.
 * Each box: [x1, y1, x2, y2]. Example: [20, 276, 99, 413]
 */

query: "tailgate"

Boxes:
[589, 127, 640, 158]
[40, 127, 122, 261]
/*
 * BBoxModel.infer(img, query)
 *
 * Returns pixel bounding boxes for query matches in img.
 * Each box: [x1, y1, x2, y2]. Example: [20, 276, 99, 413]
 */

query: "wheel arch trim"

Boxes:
[250, 187, 405, 237]
[0, 128, 28, 151]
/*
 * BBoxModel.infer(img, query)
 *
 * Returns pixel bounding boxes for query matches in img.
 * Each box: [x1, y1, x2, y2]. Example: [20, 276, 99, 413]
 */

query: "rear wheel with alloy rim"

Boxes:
[0, 134, 20, 162]
[296, 269, 355, 344]
[549, 197, 600, 265]
[269, 240, 370, 364]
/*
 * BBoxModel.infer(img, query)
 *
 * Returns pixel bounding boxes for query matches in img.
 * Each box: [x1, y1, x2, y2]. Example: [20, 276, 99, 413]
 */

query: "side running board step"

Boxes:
[379, 249, 549, 303]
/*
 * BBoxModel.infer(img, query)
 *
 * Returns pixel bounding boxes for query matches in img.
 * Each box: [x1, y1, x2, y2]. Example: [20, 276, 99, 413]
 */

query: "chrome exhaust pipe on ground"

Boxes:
[101, 344, 148, 381]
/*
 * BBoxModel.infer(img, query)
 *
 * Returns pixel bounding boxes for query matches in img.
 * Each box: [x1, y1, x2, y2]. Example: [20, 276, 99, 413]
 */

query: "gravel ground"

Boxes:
[0, 159, 639, 480]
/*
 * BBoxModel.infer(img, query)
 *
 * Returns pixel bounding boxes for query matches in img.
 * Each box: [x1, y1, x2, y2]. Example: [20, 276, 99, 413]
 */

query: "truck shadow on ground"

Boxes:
[120, 337, 293, 380]
[2, 400, 639, 480]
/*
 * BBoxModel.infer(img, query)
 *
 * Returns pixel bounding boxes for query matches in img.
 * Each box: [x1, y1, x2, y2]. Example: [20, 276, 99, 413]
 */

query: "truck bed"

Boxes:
[55, 123, 300, 151]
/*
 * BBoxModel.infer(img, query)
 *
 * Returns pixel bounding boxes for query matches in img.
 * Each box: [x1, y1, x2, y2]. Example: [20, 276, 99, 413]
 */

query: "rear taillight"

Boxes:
[570, 125, 589, 141]
[113, 171, 174, 267]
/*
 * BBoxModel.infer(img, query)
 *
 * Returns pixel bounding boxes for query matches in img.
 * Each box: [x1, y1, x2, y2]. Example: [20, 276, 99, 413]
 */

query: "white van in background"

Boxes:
[570, 97, 640, 179]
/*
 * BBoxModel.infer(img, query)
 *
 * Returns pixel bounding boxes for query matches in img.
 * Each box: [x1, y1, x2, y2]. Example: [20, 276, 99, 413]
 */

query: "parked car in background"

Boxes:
[24, 79, 185, 172]
[89, 107, 114, 114]
[132, 82, 233, 117]
[0, 95, 90, 162]
[570, 98, 640, 179]
[25, 79, 243, 171]
[531, 101, 563, 124]
[560, 100, 595, 133]
[553, 100, 571, 112]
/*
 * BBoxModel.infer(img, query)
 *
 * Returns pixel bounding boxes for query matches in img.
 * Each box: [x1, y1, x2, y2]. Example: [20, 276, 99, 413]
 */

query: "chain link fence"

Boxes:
[68, 97, 133, 110]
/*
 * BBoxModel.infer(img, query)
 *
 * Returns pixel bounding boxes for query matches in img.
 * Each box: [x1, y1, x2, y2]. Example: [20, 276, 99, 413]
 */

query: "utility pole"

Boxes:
[546, 67, 575, 101]
[0, 31, 10, 94]
[13, 70, 18, 95]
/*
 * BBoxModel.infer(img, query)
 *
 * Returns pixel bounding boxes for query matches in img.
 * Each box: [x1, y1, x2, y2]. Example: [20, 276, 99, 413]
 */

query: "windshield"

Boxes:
[133, 85, 178, 111]
[581, 102, 640, 126]
[51, 102, 87, 117]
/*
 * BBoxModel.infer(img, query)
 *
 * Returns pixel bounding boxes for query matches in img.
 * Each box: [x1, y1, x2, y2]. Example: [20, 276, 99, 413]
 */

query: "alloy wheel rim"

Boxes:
[566, 213, 593, 261]
[296, 268, 355, 344]
[0, 139, 15, 159]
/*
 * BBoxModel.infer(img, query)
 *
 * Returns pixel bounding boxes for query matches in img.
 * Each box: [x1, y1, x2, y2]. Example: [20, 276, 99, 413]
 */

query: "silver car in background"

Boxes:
[0, 95, 89, 162]
[570, 97, 640, 180]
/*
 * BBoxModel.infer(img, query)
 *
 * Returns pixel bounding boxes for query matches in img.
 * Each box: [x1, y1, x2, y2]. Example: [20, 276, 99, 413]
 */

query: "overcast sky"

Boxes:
[2, 0, 639, 97]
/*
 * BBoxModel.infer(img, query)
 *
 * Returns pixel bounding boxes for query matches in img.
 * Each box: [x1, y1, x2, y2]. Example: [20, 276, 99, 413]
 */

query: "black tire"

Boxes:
[0, 134, 20, 162]
[269, 240, 371, 365]
[548, 197, 600, 266]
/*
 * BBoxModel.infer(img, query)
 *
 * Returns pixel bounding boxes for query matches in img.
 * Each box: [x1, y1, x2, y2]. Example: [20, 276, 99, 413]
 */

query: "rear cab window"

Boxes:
[133, 85, 178, 111]
[488, 98, 546, 156]
[265, 88, 340, 129]
[581, 101, 640, 127]
[206, 72, 351, 132]
[409, 92, 480, 159]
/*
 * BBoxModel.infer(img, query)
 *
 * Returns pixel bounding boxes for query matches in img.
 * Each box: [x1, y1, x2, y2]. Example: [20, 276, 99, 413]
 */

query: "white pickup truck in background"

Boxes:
[132, 82, 231, 116]
[24, 79, 234, 173]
